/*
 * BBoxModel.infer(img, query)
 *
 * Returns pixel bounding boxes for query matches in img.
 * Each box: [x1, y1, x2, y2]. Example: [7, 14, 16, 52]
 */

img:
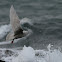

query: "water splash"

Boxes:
[0, 25, 11, 39]
[0, 44, 62, 62]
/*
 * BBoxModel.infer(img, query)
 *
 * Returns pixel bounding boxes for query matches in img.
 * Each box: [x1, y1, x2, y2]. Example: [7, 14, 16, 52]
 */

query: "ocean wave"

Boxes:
[20, 18, 33, 25]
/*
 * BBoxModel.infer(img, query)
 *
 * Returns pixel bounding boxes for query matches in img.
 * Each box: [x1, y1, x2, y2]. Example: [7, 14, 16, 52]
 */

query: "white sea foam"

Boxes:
[0, 25, 11, 39]
[0, 44, 62, 62]
[12, 46, 35, 62]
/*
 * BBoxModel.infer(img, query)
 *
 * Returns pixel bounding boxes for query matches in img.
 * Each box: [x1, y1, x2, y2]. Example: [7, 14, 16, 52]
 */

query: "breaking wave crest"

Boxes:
[0, 44, 62, 62]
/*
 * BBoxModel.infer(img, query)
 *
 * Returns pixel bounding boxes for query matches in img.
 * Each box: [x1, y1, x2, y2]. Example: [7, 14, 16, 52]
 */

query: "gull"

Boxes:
[6, 5, 28, 43]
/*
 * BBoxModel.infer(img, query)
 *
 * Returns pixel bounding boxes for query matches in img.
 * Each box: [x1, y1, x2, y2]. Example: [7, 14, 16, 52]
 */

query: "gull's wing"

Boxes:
[10, 5, 23, 34]
[6, 31, 14, 40]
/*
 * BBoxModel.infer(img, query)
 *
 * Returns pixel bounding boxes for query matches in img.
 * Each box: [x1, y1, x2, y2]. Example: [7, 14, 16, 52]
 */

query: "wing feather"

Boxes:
[10, 5, 23, 33]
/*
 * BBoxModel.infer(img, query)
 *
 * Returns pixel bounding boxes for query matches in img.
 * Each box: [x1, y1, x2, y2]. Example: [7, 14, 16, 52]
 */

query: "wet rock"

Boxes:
[5, 50, 14, 56]
[0, 60, 5, 62]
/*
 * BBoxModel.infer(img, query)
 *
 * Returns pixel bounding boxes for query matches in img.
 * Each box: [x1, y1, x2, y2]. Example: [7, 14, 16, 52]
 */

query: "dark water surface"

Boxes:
[0, 0, 62, 49]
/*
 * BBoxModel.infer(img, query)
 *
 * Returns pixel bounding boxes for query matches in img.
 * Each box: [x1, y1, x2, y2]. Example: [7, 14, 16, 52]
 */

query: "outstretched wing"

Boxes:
[10, 5, 23, 34]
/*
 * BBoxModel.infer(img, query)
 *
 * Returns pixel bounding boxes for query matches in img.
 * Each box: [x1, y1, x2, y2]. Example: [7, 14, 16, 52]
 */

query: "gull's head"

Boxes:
[23, 30, 29, 36]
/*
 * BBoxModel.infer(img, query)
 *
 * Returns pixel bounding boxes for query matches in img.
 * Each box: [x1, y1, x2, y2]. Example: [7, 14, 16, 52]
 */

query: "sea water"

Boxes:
[0, 0, 62, 62]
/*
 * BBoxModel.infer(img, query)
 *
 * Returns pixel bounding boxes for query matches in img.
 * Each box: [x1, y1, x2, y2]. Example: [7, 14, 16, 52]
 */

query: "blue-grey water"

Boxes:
[0, 0, 62, 49]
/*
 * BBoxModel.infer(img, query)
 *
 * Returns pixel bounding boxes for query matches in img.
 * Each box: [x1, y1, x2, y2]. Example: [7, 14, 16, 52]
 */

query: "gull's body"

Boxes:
[6, 6, 28, 41]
